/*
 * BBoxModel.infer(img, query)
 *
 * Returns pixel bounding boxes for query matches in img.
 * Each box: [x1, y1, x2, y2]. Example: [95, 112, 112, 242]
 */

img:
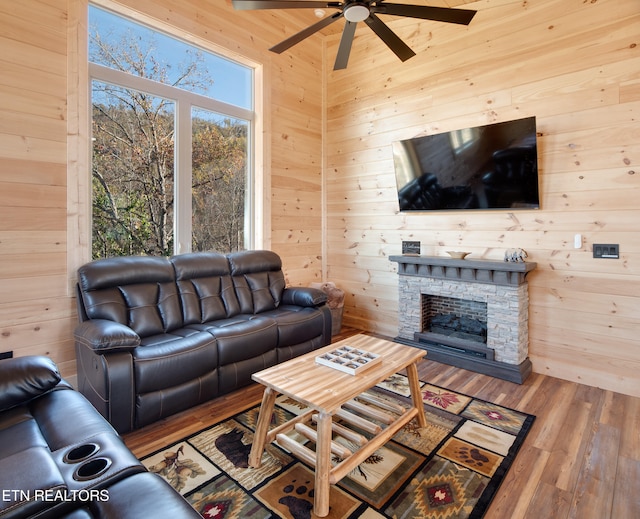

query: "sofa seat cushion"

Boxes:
[0, 446, 66, 519]
[261, 305, 327, 346]
[139, 326, 204, 344]
[0, 411, 48, 459]
[133, 332, 218, 394]
[198, 315, 278, 366]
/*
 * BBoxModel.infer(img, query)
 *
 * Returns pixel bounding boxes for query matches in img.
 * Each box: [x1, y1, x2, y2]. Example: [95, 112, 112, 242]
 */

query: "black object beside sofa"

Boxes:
[0, 355, 200, 519]
[74, 250, 332, 434]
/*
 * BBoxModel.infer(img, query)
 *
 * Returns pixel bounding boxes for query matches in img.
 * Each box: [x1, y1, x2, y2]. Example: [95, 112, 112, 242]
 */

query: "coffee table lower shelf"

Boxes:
[274, 393, 421, 486]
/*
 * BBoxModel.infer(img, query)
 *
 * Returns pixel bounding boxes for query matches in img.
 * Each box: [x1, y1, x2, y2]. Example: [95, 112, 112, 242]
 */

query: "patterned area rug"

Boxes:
[141, 374, 535, 519]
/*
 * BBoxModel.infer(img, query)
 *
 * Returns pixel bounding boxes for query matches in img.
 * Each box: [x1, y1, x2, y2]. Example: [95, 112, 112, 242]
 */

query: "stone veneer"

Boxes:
[389, 255, 537, 382]
[398, 276, 529, 364]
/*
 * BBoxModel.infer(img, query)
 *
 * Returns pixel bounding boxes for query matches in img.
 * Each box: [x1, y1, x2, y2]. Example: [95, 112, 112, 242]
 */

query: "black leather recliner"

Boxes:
[0, 355, 200, 519]
[74, 250, 332, 433]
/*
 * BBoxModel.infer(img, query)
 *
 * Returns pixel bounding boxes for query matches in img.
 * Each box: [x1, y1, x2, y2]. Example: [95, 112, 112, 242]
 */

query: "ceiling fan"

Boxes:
[231, 1, 477, 70]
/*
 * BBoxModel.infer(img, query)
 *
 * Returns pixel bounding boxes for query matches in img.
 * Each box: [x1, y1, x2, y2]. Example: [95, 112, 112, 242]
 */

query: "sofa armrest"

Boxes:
[282, 287, 328, 307]
[0, 356, 62, 412]
[74, 320, 140, 353]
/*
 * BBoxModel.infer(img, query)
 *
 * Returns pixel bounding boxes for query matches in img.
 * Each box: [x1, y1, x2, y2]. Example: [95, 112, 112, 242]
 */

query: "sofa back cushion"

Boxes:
[228, 250, 286, 314]
[77, 256, 182, 337]
[171, 252, 241, 323]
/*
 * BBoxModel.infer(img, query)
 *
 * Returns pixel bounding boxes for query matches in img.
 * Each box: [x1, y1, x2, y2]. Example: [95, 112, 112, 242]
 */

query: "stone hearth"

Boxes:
[389, 255, 537, 383]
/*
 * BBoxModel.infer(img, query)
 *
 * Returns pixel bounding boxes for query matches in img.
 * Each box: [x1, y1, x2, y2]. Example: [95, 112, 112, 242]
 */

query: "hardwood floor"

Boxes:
[123, 328, 640, 519]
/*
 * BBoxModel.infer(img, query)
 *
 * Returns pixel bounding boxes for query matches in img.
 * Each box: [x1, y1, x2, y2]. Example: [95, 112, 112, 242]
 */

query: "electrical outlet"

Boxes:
[593, 244, 619, 259]
[0, 351, 13, 360]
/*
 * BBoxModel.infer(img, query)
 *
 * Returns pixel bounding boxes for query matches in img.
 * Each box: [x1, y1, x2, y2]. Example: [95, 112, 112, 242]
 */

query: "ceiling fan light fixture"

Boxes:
[344, 3, 370, 23]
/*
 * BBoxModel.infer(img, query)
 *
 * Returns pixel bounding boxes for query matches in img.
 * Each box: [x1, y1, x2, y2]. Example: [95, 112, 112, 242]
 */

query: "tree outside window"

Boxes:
[89, 5, 253, 259]
[191, 109, 248, 253]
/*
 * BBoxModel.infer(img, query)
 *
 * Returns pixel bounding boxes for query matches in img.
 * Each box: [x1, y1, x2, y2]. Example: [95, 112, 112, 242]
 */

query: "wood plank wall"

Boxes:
[0, 1, 77, 373]
[0, 0, 324, 377]
[1, 0, 638, 399]
[324, 0, 640, 397]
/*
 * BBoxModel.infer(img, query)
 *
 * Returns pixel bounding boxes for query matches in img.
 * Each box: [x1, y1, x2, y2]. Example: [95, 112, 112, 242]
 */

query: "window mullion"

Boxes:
[175, 100, 192, 254]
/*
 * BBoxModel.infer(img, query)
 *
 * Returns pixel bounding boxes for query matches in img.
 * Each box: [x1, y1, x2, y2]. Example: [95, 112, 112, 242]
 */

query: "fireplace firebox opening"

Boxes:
[422, 294, 488, 344]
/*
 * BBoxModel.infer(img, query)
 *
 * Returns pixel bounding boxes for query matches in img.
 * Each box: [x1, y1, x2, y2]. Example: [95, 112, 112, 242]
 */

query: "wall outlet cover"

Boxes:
[593, 244, 619, 259]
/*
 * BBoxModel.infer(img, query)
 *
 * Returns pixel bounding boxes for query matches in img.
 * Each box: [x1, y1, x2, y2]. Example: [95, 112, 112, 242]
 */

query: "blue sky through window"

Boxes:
[89, 5, 252, 110]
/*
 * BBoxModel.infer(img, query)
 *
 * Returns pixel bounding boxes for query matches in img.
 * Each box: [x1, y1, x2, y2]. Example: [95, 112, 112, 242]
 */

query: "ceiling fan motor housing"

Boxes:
[344, 2, 370, 22]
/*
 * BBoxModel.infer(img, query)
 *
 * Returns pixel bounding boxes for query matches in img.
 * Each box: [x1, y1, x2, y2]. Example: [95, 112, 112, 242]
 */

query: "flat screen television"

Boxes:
[392, 117, 540, 211]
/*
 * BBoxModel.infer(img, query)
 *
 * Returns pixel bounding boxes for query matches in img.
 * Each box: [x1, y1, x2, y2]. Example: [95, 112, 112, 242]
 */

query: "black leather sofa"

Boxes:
[0, 355, 200, 519]
[74, 250, 332, 434]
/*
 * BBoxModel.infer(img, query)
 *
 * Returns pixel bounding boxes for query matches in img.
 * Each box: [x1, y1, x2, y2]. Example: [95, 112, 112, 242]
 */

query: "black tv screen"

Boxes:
[392, 117, 540, 211]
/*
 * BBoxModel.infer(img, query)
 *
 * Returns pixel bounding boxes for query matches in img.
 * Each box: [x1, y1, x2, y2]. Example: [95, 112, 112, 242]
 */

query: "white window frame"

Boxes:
[87, 1, 263, 255]
[68, 0, 268, 293]
[90, 63, 255, 253]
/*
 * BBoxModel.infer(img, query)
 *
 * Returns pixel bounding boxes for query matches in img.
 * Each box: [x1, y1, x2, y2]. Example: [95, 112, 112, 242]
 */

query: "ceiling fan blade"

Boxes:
[232, 1, 341, 10]
[334, 21, 357, 70]
[270, 12, 343, 53]
[364, 13, 416, 62]
[372, 4, 476, 26]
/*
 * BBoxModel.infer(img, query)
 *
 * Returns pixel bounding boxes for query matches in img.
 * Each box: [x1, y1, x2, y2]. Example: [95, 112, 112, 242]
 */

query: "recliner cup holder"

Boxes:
[73, 457, 112, 481]
[64, 443, 100, 463]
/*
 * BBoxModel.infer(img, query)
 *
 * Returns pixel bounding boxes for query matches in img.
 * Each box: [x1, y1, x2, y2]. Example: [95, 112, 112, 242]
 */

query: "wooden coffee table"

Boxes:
[248, 334, 427, 517]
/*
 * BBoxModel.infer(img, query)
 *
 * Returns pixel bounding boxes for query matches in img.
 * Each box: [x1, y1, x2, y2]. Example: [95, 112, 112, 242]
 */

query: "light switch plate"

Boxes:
[574, 234, 582, 248]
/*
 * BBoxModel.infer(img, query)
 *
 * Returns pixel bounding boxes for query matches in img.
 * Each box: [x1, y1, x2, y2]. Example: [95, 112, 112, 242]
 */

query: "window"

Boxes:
[449, 127, 478, 154]
[89, 5, 254, 258]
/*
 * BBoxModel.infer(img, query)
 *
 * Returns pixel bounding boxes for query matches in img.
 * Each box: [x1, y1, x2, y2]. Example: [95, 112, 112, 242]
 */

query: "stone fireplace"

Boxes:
[389, 255, 537, 383]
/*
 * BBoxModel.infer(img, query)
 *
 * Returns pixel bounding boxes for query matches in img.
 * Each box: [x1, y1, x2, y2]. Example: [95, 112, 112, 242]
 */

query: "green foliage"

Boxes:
[91, 88, 176, 258]
[191, 117, 247, 253]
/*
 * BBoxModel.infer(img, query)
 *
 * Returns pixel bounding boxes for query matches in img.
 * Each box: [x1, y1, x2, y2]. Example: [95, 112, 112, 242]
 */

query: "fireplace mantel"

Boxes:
[389, 255, 537, 287]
